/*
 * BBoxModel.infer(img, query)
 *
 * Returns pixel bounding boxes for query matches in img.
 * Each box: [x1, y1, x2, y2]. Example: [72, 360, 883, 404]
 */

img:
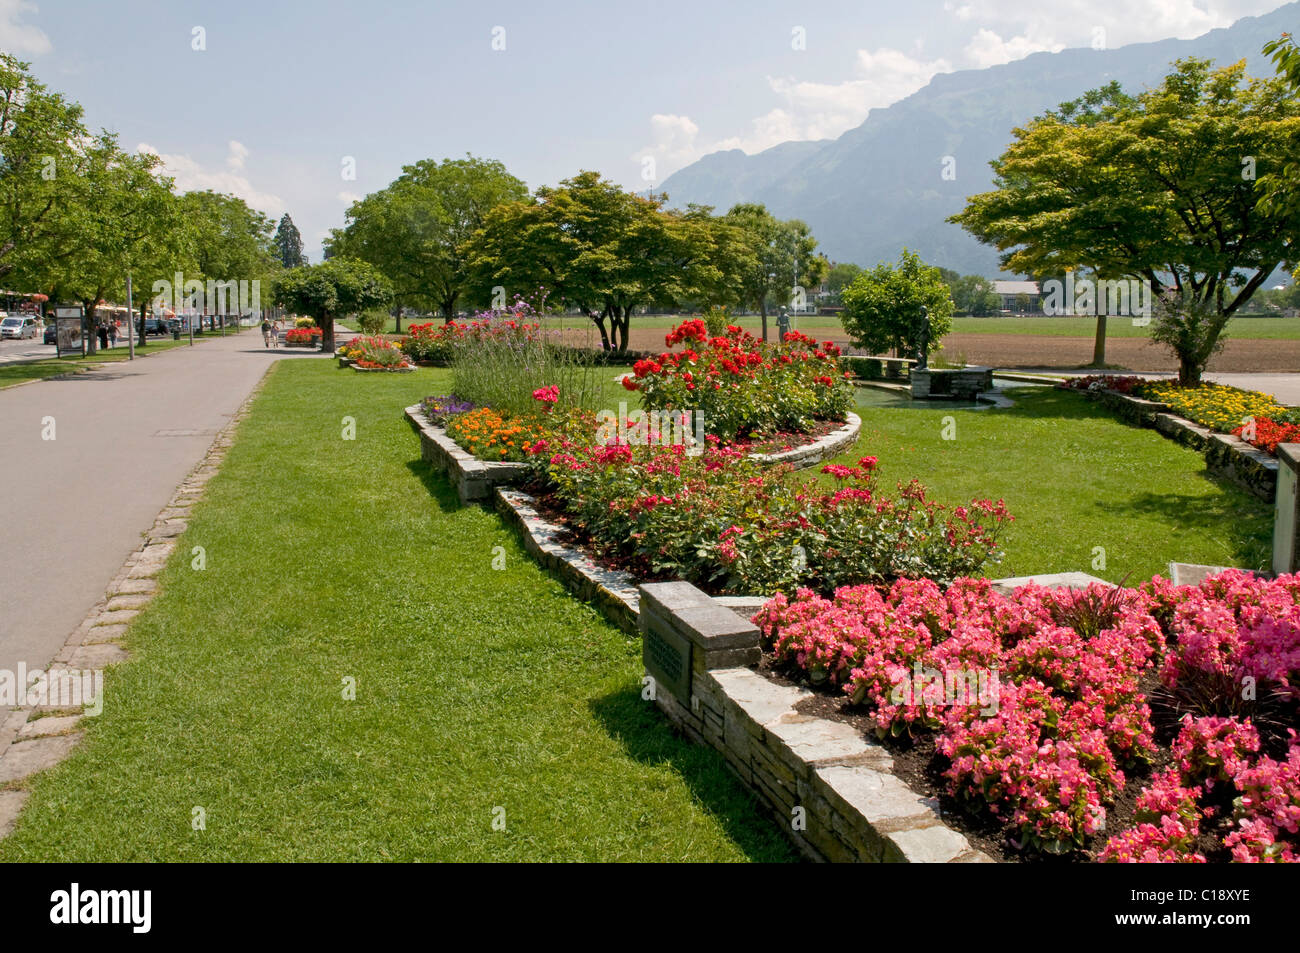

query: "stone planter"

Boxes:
[405, 406, 529, 503]
[283, 341, 318, 349]
[352, 363, 414, 373]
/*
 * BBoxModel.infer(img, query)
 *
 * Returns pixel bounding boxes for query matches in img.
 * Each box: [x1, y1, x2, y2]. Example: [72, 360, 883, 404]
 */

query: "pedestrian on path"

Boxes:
[97, 323, 109, 351]
[262, 317, 273, 348]
[108, 322, 118, 348]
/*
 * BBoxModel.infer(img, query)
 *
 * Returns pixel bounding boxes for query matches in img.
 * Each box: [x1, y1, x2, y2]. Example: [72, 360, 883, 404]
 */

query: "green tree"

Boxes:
[271, 257, 392, 352]
[840, 249, 955, 357]
[177, 190, 278, 329]
[328, 155, 527, 329]
[47, 139, 180, 352]
[0, 54, 91, 282]
[464, 172, 738, 352]
[722, 203, 824, 340]
[273, 213, 307, 268]
[826, 262, 863, 295]
[951, 59, 1300, 381]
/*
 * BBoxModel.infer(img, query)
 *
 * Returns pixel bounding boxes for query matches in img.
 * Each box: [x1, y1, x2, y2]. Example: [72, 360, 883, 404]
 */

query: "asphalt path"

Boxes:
[0, 330, 328, 678]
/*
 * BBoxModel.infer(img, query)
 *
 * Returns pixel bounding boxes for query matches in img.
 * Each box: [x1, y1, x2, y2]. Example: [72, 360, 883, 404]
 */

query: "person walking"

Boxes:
[261, 316, 273, 348]
[97, 322, 109, 351]
[272, 317, 283, 347]
[108, 321, 118, 348]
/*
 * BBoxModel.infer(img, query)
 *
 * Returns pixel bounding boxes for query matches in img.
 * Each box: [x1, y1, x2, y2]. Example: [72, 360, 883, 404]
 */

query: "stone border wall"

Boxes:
[494, 488, 640, 633]
[749, 412, 861, 469]
[1084, 388, 1278, 501]
[405, 404, 529, 504]
[638, 581, 992, 863]
[409, 404, 862, 504]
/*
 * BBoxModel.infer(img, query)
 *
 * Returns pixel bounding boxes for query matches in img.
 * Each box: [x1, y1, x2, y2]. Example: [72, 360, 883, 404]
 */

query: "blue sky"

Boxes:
[4, 0, 1290, 257]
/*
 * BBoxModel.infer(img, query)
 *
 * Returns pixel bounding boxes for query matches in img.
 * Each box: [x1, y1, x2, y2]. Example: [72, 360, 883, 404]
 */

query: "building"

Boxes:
[992, 280, 1042, 313]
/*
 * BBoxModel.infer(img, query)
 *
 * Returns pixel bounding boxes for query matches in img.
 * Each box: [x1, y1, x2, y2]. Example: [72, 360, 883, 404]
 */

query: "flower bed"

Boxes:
[753, 569, 1300, 861]
[339, 335, 413, 370]
[522, 438, 1010, 596]
[626, 321, 853, 441]
[283, 327, 321, 348]
[1062, 375, 1297, 456]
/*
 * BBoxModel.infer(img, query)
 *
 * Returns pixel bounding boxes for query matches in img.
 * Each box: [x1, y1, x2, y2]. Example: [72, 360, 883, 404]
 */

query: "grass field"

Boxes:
[0, 360, 793, 862]
[381, 313, 1300, 341]
[820, 385, 1274, 581]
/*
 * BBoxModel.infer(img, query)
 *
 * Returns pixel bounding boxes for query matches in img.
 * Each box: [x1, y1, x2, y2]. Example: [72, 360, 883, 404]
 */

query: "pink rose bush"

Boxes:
[755, 569, 1300, 860]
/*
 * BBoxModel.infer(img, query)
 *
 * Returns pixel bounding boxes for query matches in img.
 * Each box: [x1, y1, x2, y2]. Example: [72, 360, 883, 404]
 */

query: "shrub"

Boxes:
[294, 317, 316, 329]
[527, 439, 1009, 593]
[285, 327, 322, 343]
[356, 309, 389, 335]
[626, 320, 854, 441]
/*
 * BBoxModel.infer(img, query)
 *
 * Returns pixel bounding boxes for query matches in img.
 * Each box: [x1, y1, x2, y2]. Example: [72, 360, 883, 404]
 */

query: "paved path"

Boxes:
[0, 331, 329, 678]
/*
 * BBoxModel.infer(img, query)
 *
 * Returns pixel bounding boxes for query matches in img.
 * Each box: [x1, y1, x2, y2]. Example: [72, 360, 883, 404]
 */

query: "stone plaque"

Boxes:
[644, 620, 692, 701]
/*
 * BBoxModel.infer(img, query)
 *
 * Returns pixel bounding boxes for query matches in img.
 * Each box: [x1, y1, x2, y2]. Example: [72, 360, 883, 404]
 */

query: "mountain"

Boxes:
[659, 3, 1299, 276]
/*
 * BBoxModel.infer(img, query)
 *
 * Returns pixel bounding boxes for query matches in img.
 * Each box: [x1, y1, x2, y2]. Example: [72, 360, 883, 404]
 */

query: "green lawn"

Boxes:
[0, 359, 794, 862]
[821, 385, 1274, 581]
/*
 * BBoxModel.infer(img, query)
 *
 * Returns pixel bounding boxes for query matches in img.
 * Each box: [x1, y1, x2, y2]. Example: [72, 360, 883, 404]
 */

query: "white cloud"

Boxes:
[964, 28, 1063, 68]
[337, 191, 361, 205]
[638, 47, 951, 179]
[226, 140, 249, 171]
[137, 140, 284, 217]
[0, 0, 51, 56]
[950, 0, 1280, 53]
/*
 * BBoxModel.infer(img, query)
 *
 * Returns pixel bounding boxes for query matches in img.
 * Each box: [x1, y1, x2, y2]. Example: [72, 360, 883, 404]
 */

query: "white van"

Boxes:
[0, 313, 42, 339]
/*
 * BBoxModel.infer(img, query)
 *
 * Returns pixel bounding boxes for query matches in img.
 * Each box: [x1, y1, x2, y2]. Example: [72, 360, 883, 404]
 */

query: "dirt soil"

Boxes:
[604, 327, 1300, 373]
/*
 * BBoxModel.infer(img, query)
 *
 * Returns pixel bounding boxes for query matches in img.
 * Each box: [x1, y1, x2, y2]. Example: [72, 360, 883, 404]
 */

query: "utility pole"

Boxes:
[126, 274, 135, 360]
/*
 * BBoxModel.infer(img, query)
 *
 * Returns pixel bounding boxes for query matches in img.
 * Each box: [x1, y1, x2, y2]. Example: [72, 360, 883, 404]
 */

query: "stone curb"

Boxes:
[749, 412, 862, 470]
[0, 363, 271, 839]
[1083, 388, 1278, 501]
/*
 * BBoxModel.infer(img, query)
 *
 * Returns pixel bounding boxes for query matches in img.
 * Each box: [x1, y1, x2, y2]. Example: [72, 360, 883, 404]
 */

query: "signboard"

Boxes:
[55, 311, 85, 358]
[643, 622, 692, 701]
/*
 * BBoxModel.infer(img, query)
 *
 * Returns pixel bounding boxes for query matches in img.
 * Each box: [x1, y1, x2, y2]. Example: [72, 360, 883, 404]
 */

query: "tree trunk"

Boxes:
[586, 309, 611, 351]
[394, 303, 403, 335]
[321, 313, 336, 353]
[1179, 356, 1201, 387]
[1091, 314, 1108, 366]
[760, 300, 768, 342]
[84, 299, 99, 354]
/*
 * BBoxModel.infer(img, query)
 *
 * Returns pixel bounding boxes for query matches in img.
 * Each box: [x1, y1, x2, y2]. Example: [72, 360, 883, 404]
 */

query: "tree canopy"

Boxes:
[464, 171, 746, 352]
[840, 249, 954, 358]
[327, 155, 528, 328]
[950, 58, 1300, 378]
[271, 257, 392, 352]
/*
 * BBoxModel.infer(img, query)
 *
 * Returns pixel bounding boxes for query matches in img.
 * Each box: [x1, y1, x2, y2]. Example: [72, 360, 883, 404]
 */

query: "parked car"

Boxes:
[0, 314, 42, 339]
[143, 318, 169, 336]
[43, 323, 57, 344]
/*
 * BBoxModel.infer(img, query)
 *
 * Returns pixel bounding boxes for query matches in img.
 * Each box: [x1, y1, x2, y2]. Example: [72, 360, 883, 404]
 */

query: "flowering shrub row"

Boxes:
[754, 569, 1300, 860]
[284, 327, 322, 343]
[401, 313, 542, 364]
[525, 437, 1009, 593]
[626, 321, 854, 441]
